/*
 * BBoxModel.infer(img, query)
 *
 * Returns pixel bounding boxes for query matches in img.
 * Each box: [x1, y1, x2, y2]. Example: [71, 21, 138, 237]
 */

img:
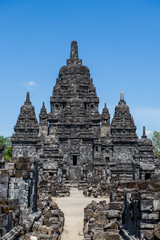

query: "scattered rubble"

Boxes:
[0, 199, 21, 238]
[84, 200, 123, 240]
[0, 156, 65, 239]
[38, 175, 70, 198]
[84, 180, 160, 240]
[21, 197, 64, 240]
[83, 176, 110, 198]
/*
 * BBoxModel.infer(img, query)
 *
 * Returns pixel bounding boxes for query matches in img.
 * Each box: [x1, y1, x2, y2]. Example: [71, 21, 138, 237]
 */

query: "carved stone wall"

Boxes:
[12, 145, 37, 158]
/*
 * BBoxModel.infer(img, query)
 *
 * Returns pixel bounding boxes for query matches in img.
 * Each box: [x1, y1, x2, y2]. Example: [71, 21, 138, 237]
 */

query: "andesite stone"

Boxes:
[1, 41, 160, 240]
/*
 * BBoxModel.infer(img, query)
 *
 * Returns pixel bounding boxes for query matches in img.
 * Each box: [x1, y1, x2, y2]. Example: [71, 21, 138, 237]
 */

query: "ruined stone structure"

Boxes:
[110, 180, 160, 240]
[12, 92, 39, 159]
[11, 41, 159, 186]
[84, 180, 160, 240]
[1, 41, 160, 240]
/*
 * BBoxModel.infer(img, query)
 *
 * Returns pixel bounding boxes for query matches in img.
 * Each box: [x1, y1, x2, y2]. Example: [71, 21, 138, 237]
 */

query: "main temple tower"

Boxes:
[39, 41, 101, 182]
[12, 40, 159, 188]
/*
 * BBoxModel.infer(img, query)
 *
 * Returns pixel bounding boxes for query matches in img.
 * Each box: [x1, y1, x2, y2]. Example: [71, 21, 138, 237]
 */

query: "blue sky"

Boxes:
[0, 0, 160, 137]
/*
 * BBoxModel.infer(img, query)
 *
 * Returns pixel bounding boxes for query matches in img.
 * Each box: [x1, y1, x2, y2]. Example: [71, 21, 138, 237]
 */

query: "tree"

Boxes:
[0, 136, 12, 162]
[152, 131, 160, 160]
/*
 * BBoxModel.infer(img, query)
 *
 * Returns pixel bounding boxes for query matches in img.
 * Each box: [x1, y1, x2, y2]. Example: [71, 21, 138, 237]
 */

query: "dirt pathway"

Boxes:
[56, 187, 109, 240]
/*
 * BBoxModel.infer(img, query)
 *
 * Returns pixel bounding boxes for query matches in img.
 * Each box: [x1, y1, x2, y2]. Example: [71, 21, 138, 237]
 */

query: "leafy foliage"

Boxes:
[152, 131, 160, 160]
[0, 136, 12, 162]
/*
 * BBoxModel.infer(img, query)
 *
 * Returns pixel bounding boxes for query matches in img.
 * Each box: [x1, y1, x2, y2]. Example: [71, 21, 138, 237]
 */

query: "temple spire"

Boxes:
[102, 103, 110, 125]
[12, 91, 39, 146]
[39, 102, 47, 126]
[111, 93, 137, 142]
[120, 92, 124, 101]
[25, 92, 31, 105]
[142, 126, 147, 138]
[67, 41, 82, 65]
[70, 41, 78, 59]
[119, 91, 126, 105]
[40, 102, 47, 115]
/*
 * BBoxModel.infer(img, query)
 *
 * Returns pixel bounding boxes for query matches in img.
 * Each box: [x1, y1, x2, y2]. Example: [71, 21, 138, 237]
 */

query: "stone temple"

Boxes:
[11, 41, 159, 185]
[1, 41, 160, 240]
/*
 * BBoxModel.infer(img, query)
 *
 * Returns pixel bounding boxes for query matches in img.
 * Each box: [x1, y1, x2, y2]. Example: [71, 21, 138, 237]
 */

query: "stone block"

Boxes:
[39, 225, 48, 234]
[109, 202, 124, 211]
[140, 223, 155, 229]
[153, 200, 160, 211]
[142, 230, 155, 240]
[107, 210, 120, 219]
[142, 212, 159, 220]
[52, 223, 61, 233]
[141, 200, 153, 211]
[153, 227, 160, 239]
[104, 221, 118, 230]
[141, 192, 160, 200]
[93, 231, 121, 240]
[85, 208, 94, 218]
[0, 175, 8, 183]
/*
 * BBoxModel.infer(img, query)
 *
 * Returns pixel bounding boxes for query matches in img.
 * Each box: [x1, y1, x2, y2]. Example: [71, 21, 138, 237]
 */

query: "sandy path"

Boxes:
[56, 187, 109, 240]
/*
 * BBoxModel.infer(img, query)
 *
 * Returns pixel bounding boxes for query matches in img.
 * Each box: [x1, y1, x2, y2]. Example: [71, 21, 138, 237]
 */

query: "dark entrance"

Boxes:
[105, 157, 109, 163]
[73, 155, 77, 166]
[69, 155, 81, 182]
[145, 173, 151, 180]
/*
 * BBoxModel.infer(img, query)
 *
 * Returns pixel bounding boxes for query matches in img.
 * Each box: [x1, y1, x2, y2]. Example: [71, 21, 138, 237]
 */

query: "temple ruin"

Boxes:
[0, 41, 160, 240]
[11, 40, 159, 184]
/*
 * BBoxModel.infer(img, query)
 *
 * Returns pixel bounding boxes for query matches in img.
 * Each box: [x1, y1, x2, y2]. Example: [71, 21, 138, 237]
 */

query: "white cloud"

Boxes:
[23, 81, 37, 87]
[146, 130, 153, 138]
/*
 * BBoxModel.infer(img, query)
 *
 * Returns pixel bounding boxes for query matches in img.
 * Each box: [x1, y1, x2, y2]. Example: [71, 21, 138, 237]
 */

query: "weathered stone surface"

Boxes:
[84, 200, 122, 240]
[121, 181, 160, 239]
[11, 92, 39, 158]
[1, 41, 160, 240]
[11, 41, 159, 188]
[109, 202, 124, 211]
[21, 198, 64, 240]
[107, 210, 121, 219]
[141, 200, 153, 211]
[111, 92, 137, 143]
[153, 199, 160, 211]
[142, 212, 159, 220]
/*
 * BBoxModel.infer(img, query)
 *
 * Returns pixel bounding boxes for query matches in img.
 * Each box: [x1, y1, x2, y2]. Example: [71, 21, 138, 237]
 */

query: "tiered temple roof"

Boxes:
[102, 103, 110, 125]
[138, 126, 157, 163]
[12, 92, 39, 143]
[39, 102, 48, 126]
[111, 92, 138, 143]
[48, 41, 101, 139]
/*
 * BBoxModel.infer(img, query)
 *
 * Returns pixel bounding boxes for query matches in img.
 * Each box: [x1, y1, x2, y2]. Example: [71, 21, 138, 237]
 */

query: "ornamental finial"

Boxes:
[70, 41, 78, 59]
[120, 92, 124, 101]
[142, 126, 147, 138]
[25, 92, 31, 105]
